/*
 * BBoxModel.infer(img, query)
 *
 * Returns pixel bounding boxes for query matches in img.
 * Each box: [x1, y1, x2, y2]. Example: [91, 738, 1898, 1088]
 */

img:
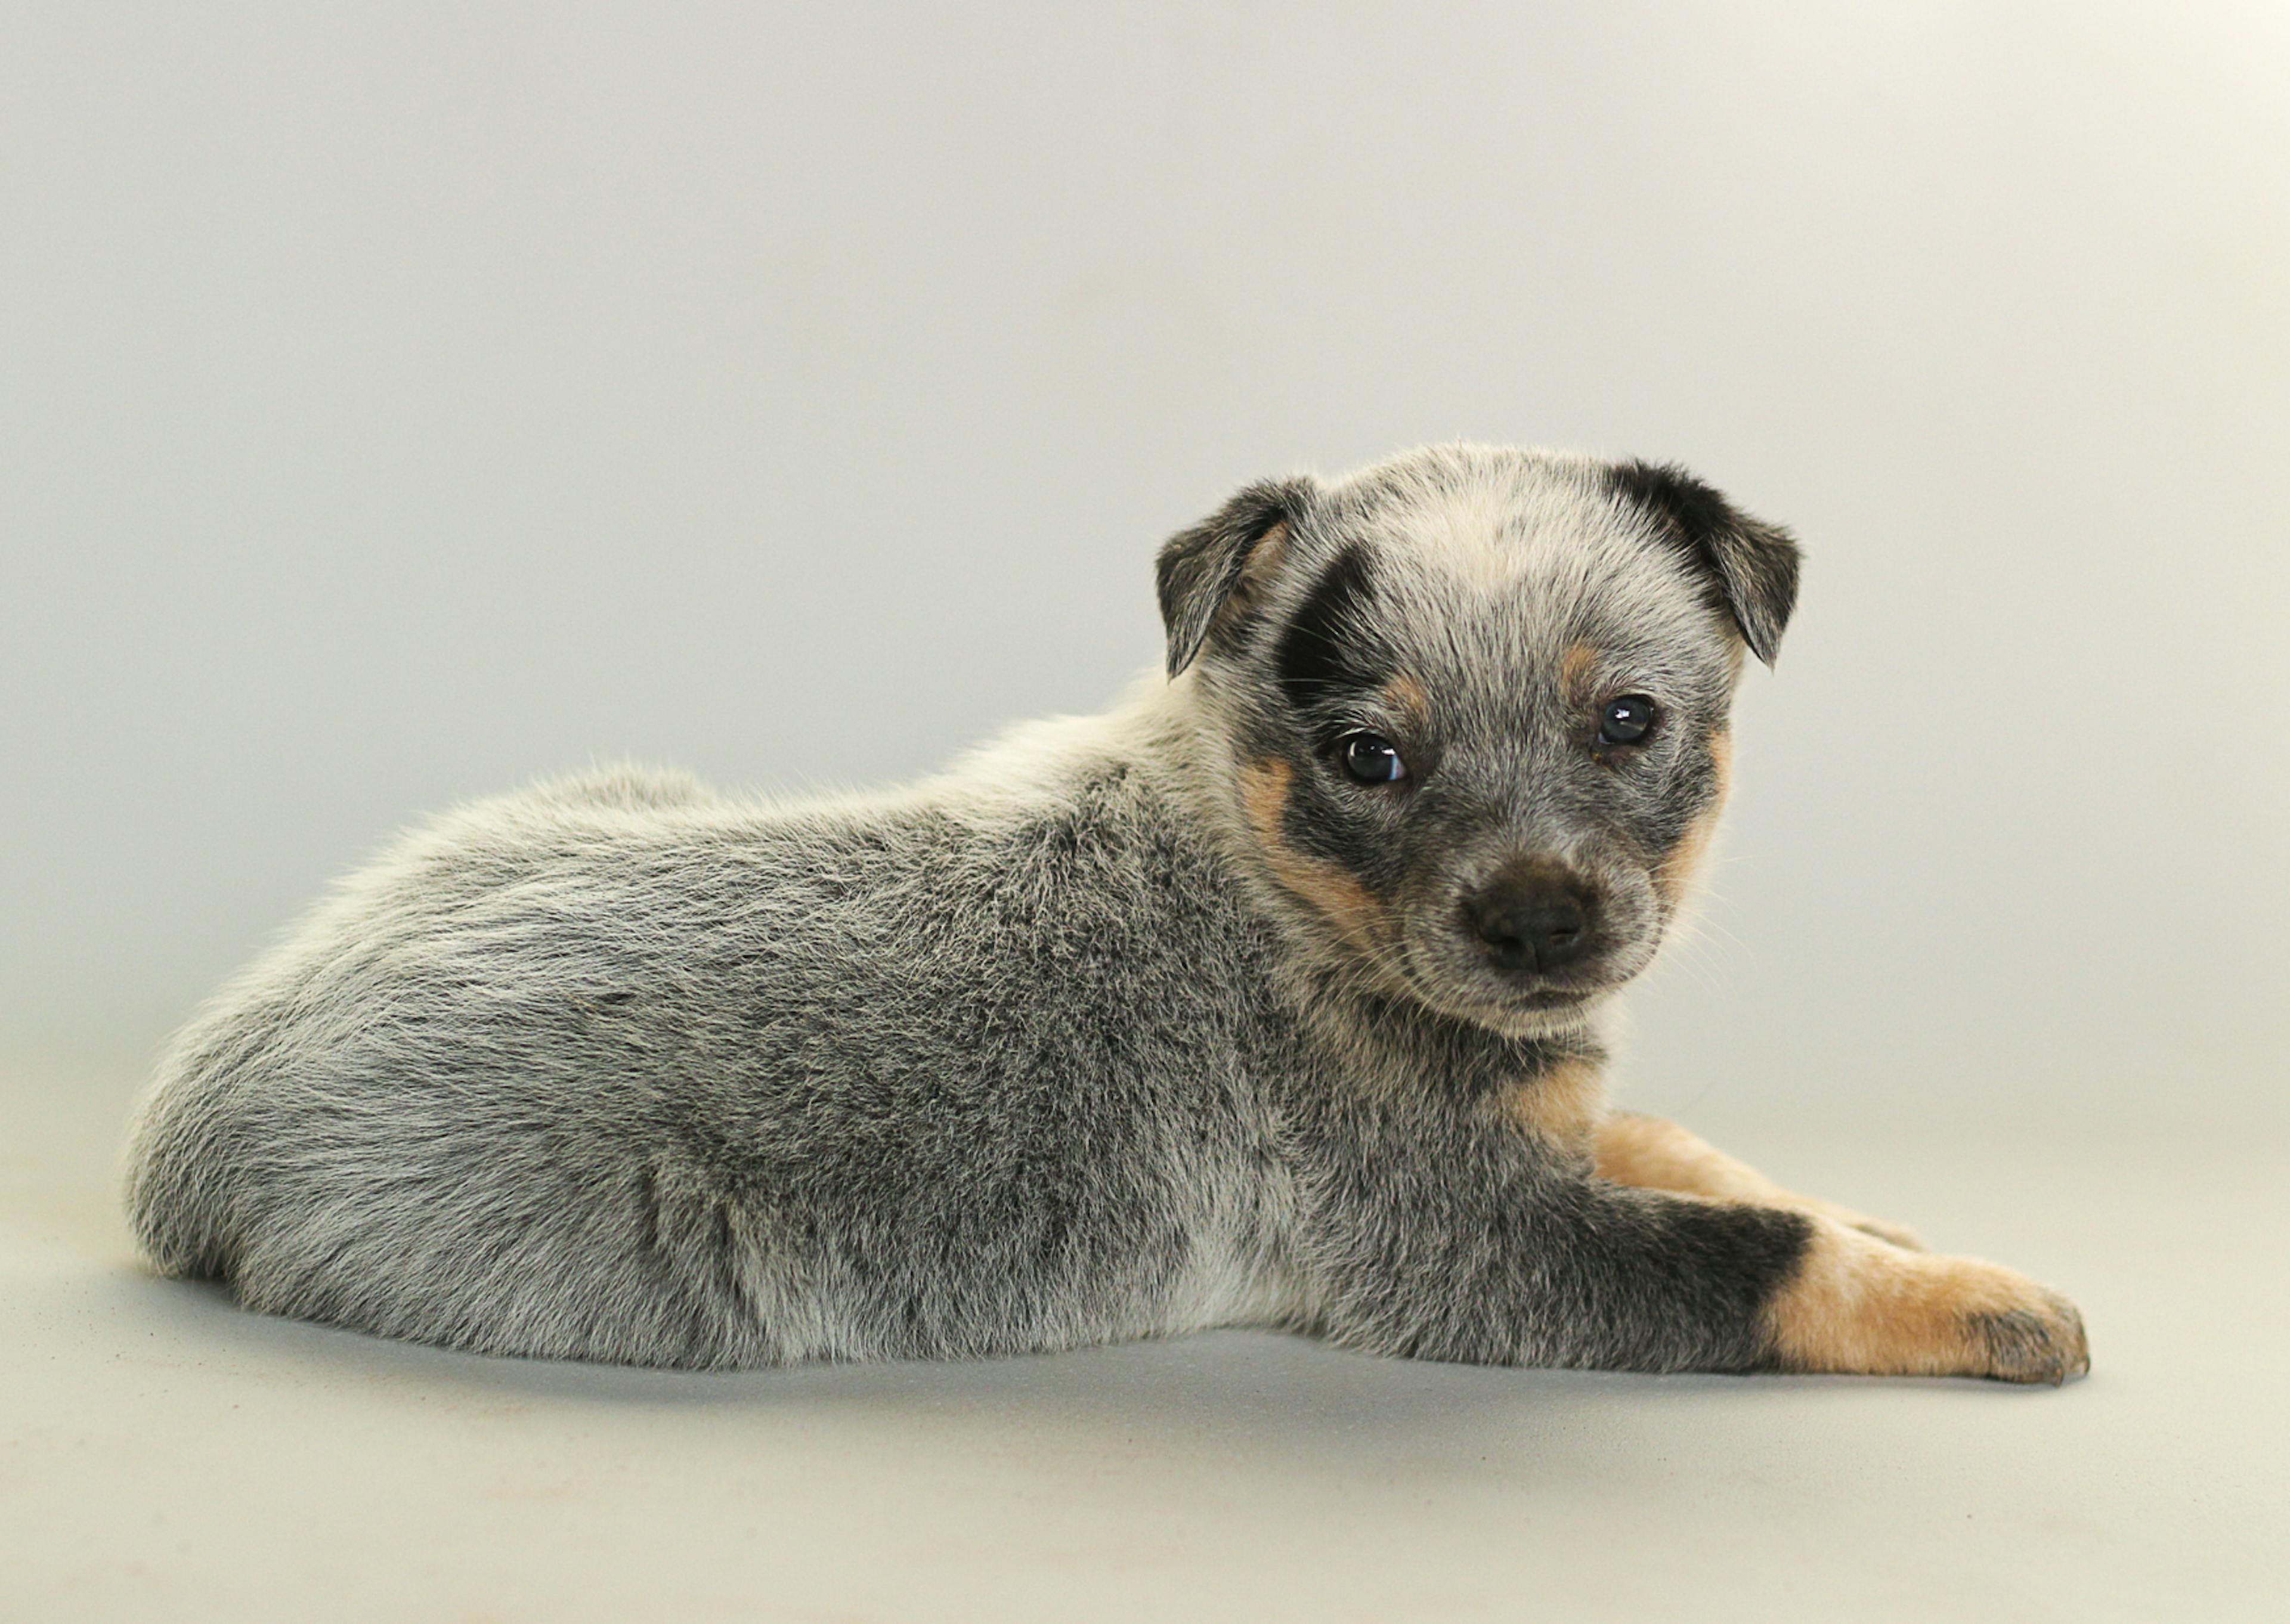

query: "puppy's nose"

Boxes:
[1467, 876, 1593, 974]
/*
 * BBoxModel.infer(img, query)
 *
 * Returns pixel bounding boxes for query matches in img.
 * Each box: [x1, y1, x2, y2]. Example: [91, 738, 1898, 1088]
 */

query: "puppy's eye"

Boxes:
[1598, 696, 1658, 747]
[1338, 732, 1409, 785]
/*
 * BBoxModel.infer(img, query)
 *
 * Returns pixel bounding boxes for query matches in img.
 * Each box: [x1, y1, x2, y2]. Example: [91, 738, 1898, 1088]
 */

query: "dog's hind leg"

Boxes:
[1593, 1111, 1924, 1250]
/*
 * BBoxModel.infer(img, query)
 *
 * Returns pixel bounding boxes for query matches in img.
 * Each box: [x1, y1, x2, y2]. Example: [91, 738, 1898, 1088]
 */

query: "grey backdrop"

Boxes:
[9, 8, 2289, 1622]
[6, 0, 2286, 1131]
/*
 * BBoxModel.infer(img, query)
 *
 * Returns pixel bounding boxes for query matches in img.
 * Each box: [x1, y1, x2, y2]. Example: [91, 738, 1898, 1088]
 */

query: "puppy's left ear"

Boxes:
[1155, 476, 1318, 677]
[1608, 460, 1802, 665]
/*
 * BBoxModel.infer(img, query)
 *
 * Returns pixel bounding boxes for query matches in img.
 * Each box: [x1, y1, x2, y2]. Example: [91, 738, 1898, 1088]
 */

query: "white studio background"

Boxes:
[4, 1, 2285, 1135]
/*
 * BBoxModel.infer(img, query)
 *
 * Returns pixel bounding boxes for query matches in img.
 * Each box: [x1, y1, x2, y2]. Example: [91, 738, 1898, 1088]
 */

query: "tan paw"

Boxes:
[1767, 1220, 2089, 1384]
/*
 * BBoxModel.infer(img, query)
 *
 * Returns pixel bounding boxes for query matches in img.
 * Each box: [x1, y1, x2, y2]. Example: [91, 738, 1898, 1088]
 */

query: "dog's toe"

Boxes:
[1972, 1291, 2090, 1386]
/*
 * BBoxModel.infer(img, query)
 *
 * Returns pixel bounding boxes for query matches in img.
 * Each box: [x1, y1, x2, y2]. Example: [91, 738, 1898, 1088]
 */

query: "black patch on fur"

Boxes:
[1156, 478, 1316, 677]
[1607, 460, 1801, 665]
[1638, 1200, 1818, 1372]
[1274, 544, 1384, 712]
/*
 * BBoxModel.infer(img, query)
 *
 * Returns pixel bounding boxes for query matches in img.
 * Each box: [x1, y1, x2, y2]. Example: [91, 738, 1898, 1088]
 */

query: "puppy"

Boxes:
[123, 444, 2088, 1382]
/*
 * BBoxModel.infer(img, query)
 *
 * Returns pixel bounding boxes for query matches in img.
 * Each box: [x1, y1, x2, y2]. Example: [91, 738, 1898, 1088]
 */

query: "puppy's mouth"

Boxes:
[1508, 985, 1599, 1012]
[1449, 982, 1613, 1037]
[1477, 978, 1615, 1027]
[1388, 936, 1629, 1034]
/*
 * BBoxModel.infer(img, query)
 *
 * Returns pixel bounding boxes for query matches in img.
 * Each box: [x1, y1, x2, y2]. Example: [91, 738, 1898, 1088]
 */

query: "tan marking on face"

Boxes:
[1237, 757, 1386, 939]
[1506, 1056, 1605, 1155]
[1766, 1220, 2089, 1383]
[1231, 520, 1289, 602]
[1595, 1112, 1922, 1248]
[1559, 641, 1598, 695]
[1655, 729, 1734, 904]
[1381, 672, 1430, 730]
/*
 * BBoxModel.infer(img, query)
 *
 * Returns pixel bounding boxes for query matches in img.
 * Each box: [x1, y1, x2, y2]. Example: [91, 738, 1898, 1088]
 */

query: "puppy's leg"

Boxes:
[1595, 1110, 1924, 1249]
[1299, 1132, 2085, 1382]
[1762, 1211, 2087, 1382]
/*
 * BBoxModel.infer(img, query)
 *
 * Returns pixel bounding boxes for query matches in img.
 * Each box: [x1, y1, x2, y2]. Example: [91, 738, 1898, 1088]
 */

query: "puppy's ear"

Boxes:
[1155, 477, 1317, 677]
[1608, 460, 1802, 666]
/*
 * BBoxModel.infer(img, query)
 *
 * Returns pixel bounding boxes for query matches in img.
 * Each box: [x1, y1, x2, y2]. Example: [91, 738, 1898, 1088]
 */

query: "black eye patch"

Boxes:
[1275, 546, 1385, 712]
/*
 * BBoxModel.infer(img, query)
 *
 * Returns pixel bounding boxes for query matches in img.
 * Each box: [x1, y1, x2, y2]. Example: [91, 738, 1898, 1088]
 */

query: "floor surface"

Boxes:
[6, 1063, 2280, 1623]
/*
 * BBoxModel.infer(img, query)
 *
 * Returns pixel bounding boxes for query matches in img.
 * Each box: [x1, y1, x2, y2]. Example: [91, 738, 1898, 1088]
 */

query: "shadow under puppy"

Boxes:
[123, 444, 2088, 1383]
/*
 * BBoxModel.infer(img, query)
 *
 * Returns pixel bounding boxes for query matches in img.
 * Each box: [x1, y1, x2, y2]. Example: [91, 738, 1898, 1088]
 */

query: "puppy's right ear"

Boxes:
[1606, 460, 1801, 666]
[1156, 478, 1317, 677]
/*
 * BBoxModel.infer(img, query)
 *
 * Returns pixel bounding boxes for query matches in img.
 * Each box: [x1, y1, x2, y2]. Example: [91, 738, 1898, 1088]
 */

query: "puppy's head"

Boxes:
[1158, 444, 1799, 1036]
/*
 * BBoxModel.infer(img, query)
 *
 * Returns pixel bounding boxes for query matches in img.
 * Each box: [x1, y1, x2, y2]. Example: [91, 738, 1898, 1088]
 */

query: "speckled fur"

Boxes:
[122, 444, 2087, 1381]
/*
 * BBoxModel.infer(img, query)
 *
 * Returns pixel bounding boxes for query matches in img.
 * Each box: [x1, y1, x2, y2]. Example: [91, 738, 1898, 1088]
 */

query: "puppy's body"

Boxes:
[131, 720, 1315, 1367]
[125, 445, 2087, 1381]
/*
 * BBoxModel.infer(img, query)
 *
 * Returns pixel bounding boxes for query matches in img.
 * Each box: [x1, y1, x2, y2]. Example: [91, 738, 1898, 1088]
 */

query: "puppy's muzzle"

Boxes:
[1463, 863, 1599, 977]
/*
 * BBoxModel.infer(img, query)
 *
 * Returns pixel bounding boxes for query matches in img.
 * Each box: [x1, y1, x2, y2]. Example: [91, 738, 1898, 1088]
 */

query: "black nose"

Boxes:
[1467, 875, 1594, 974]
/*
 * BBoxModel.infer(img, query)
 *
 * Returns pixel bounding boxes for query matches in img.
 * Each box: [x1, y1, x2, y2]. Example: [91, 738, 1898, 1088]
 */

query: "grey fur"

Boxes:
[122, 444, 2088, 1381]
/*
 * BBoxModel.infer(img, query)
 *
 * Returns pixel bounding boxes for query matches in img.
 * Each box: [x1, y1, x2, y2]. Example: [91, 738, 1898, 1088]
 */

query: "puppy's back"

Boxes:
[123, 747, 1285, 1366]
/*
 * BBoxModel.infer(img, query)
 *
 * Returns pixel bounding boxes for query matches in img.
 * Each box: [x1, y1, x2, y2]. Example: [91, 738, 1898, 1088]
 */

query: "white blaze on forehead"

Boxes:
[1330, 445, 1625, 582]
[1407, 479, 1537, 589]
[1310, 444, 1726, 673]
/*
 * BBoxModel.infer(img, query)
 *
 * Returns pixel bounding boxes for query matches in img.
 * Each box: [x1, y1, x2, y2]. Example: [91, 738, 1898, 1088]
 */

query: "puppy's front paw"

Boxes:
[1967, 1287, 2090, 1386]
[1767, 1220, 2088, 1384]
